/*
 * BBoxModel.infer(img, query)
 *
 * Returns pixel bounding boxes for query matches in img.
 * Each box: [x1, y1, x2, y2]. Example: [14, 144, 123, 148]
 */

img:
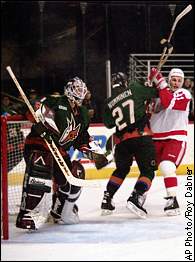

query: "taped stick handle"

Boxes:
[6, 66, 38, 121]
[6, 66, 100, 188]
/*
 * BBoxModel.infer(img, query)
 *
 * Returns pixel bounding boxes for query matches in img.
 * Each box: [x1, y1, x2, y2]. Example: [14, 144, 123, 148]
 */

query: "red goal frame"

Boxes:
[1, 116, 9, 240]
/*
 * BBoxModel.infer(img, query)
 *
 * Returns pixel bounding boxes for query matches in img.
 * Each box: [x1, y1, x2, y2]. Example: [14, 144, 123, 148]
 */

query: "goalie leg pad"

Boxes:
[50, 160, 84, 224]
[50, 182, 70, 219]
[50, 182, 82, 222]
[21, 150, 53, 211]
[60, 201, 80, 224]
[50, 161, 85, 224]
[28, 150, 53, 190]
[16, 150, 53, 230]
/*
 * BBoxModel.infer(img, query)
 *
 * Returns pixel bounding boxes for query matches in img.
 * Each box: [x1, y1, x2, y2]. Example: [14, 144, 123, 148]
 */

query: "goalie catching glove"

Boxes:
[80, 141, 109, 170]
[32, 106, 60, 141]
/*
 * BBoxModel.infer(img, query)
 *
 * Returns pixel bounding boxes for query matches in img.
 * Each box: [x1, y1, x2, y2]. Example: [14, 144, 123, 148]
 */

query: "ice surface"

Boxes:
[1, 175, 194, 261]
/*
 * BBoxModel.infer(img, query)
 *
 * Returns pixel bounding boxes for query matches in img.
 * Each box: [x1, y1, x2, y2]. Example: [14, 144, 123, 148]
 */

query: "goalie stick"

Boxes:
[6, 66, 100, 188]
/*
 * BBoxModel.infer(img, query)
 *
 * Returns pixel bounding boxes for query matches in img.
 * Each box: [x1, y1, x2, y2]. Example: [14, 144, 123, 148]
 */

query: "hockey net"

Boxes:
[1, 115, 32, 240]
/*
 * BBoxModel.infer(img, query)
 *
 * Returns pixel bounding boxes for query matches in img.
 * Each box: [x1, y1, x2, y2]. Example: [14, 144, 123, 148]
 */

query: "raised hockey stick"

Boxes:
[6, 66, 100, 188]
[157, 4, 192, 70]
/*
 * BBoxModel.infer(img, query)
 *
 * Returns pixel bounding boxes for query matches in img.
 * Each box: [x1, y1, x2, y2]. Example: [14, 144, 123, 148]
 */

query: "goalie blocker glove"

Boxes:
[92, 151, 109, 170]
[80, 141, 109, 170]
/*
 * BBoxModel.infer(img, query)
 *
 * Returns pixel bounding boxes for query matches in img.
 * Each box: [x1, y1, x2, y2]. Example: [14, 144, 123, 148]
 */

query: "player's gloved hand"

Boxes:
[80, 140, 104, 160]
[35, 107, 45, 122]
[71, 160, 85, 179]
[149, 68, 168, 90]
[79, 141, 109, 169]
[33, 121, 50, 140]
[160, 38, 173, 52]
[79, 144, 93, 160]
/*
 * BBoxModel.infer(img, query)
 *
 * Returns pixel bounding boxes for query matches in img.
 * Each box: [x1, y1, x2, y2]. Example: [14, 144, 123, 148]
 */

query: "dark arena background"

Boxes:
[1, 2, 194, 261]
[1, 1, 194, 122]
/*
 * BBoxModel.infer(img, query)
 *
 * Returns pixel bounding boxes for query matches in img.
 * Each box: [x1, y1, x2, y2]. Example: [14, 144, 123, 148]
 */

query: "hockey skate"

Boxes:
[101, 191, 115, 215]
[164, 196, 181, 216]
[126, 190, 147, 219]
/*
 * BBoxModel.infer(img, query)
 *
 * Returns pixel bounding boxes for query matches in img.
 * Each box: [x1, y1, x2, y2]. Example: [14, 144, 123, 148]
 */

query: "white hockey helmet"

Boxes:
[64, 77, 88, 106]
[168, 68, 184, 90]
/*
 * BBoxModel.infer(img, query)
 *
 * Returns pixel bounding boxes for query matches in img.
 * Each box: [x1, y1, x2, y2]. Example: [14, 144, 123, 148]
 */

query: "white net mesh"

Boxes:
[4, 120, 32, 215]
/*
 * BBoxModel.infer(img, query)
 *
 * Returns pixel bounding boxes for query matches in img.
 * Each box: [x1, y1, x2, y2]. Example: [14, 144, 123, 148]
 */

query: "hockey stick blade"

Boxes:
[157, 4, 192, 70]
[168, 4, 192, 42]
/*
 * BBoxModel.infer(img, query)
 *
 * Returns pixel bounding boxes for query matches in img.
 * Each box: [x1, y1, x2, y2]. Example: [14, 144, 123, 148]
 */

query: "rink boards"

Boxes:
[85, 123, 194, 179]
[8, 123, 194, 184]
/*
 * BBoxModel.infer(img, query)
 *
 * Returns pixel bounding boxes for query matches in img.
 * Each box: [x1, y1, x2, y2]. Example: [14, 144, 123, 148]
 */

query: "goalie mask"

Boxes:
[168, 68, 184, 91]
[111, 72, 128, 89]
[64, 77, 88, 106]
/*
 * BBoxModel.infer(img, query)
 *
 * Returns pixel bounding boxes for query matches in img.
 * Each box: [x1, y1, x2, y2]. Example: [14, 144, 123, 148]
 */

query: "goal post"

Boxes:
[1, 116, 9, 240]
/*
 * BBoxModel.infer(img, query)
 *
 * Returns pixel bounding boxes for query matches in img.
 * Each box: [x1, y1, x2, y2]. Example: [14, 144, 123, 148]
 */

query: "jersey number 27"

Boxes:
[112, 99, 135, 131]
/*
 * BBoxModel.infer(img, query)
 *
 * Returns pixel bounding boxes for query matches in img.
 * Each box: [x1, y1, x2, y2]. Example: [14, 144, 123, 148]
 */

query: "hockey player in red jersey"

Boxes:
[149, 67, 192, 216]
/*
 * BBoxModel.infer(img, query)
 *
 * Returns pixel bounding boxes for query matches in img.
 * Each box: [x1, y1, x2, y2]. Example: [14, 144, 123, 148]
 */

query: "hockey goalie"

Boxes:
[15, 76, 109, 231]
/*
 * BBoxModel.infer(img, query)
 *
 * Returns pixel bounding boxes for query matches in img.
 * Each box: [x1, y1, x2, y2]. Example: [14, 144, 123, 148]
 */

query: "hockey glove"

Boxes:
[149, 68, 168, 90]
[160, 38, 173, 51]
[92, 152, 109, 170]
[71, 160, 85, 179]
[80, 141, 109, 170]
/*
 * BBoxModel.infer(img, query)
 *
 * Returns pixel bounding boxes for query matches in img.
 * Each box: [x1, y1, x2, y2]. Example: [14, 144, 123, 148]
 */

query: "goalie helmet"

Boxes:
[64, 77, 88, 106]
[168, 68, 184, 91]
[111, 72, 128, 89]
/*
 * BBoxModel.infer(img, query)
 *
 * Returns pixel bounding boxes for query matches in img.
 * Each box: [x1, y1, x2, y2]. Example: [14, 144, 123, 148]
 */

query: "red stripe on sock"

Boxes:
[164, 177, 177, 188]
